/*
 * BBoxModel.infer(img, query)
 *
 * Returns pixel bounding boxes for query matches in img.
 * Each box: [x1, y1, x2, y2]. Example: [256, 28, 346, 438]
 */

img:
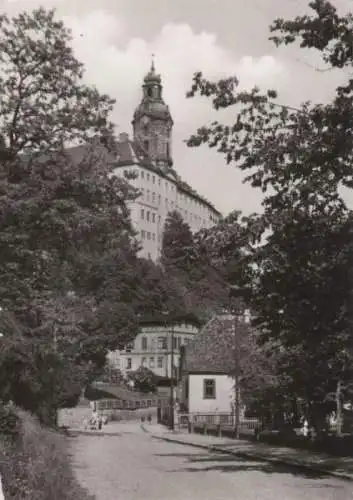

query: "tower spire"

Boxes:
[151, 53, 155, 73]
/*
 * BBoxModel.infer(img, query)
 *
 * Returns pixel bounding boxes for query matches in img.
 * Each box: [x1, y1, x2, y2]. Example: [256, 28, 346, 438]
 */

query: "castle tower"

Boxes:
[132, 58, 173, 168]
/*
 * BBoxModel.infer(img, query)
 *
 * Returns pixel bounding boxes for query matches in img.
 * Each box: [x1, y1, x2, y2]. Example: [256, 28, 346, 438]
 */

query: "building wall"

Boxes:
[111, 161, 221, 261]
[107, 322, 199, 378]
[188, 374, 234, 414]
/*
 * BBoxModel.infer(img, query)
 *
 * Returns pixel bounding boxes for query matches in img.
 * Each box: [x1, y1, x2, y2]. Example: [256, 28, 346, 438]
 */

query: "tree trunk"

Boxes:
[336, 380, 343, 437]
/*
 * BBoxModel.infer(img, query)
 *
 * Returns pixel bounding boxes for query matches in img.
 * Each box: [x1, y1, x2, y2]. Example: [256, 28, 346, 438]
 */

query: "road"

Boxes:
[69, 422, 351, 500]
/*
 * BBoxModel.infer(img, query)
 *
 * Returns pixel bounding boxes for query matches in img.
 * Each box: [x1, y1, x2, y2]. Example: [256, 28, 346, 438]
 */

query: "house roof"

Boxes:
[139, 312, 202, 329]
[183, 315, 239, 375]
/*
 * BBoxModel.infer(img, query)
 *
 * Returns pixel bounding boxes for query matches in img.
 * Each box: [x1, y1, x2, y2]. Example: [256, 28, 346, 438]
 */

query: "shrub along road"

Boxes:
[69, 421, 351, 500]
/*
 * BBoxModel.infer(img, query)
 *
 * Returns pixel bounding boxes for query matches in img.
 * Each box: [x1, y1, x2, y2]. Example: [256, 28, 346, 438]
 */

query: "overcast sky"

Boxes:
[2, 0, 352, 215]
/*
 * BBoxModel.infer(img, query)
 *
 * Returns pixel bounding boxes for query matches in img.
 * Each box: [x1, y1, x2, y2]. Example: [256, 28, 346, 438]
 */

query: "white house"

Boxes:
[179, 315, 240, 415]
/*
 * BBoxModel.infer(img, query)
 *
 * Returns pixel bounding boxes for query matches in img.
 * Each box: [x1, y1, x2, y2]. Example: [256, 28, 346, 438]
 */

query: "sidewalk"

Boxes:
[142, 423, 353, 482]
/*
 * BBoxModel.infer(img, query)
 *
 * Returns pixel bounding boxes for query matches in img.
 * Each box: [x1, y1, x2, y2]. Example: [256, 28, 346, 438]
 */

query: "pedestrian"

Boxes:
[98, 414, 103, 430]
[147, 413, 152, 424]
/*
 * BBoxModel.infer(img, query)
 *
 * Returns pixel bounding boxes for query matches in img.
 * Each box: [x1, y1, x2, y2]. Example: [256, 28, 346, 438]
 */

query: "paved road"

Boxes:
[69, 422, 351, 500]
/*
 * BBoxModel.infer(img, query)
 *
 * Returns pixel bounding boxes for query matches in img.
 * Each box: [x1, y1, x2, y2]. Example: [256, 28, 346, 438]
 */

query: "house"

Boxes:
[107, 313, 201, 379]
[179, 314, 241, 415]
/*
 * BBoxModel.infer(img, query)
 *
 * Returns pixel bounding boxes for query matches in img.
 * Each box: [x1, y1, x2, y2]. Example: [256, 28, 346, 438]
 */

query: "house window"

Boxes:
[147, 190, 150, 201]
[158, 178, 161, 186]
[152, 192, 156, 203]
[144, 140, 149, 152]
[149, 357, 155, 368]
[141, 230, 145, 239]
[146, 211, 150, 222]
[148, 252, 151, 260]
[126, 358, 132, 370]
[141, 336, 147, 350]
[152, 213, 156, 223]
[147, 173, 150, 181]
[157, 356, 163, 368]
[125, 343, 133, 353]
[147, 232, 151, 240]
[141, 357, 147, 367]
[152, 176, 155, 184]
[203, 379, 216, 399]
[140, 209, 144, 219]
[158, 194, 161, 205]
[141, 171, 144, 179]
[152, 233, 155, 241]
[173, 337, 177, 349]
[157, 336, 167, 349]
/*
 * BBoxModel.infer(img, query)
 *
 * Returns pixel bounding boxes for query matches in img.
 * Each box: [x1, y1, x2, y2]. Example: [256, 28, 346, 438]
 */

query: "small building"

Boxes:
[179, 315, 240, 415]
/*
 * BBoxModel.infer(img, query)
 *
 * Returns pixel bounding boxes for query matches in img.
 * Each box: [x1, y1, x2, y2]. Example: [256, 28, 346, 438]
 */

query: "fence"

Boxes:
[177, 413, 260, 428]
[157, 410, 261, 435]
[95, 397, 169, 412]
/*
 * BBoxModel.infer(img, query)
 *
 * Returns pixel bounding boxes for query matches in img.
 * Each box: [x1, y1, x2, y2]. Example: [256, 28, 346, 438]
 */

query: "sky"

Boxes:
[1, 0, 352, 216]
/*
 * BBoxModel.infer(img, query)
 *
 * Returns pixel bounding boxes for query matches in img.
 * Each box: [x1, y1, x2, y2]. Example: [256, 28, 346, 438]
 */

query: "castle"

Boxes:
[111, 60, 221, 260]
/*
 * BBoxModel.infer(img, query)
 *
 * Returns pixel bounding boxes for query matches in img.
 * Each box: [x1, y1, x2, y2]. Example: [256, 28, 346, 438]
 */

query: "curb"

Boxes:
[143, 427, 353, 482]
[66, 429, 122, 437]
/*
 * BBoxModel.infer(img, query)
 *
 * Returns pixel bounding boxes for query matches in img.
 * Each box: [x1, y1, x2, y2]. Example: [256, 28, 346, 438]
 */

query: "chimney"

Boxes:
[119, 132, 129, 142]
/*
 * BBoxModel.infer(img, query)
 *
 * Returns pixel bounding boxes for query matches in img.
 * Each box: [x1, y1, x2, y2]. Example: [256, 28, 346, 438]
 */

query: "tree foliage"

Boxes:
[186, 0, 353, 430]
[161, 210, 228, 320]
[127, 366, 158, 394]
[0, 8, 141, 421]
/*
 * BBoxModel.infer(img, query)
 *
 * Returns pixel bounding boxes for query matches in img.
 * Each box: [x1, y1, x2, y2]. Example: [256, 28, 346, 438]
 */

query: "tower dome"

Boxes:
[132, 58, 173, 168]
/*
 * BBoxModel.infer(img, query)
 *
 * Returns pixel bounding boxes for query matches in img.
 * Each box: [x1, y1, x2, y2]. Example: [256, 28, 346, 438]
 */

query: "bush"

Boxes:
[0, 405, 94, 499]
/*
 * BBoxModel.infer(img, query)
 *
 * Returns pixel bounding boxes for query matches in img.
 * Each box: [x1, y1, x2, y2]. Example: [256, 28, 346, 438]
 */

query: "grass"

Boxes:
[0, 405, 95, 499]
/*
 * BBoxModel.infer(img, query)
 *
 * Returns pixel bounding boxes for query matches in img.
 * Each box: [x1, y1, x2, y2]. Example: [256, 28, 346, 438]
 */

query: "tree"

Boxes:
[0, 8, 141, 420]
[160, 210, 229, 320]
[161, 210, 196, 271]
[186, 0, 353, 433]
[127, 366, 158, 394]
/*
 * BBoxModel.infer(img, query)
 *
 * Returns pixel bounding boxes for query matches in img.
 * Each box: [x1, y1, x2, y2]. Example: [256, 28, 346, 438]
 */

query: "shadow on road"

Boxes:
[154, 451, 332, 480]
